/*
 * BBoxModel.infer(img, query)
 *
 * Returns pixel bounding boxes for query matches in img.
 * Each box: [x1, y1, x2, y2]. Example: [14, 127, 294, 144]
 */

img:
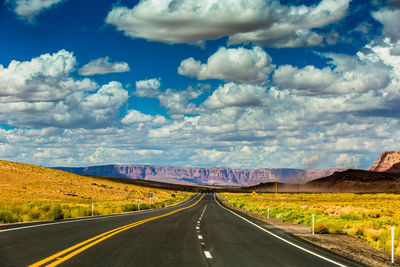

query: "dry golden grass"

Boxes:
[0, 160, 190, 223]
[221, 192, 400, 255]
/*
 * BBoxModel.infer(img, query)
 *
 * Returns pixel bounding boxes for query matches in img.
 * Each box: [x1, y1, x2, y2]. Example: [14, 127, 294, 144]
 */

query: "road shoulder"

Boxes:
[215, 194, 398, 267]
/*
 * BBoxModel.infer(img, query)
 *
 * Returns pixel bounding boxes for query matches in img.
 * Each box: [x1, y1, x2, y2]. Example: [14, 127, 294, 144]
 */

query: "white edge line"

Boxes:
[0, 194, 201, 233]
[204, 251, 212, 259]
[213, 194, 347, 267]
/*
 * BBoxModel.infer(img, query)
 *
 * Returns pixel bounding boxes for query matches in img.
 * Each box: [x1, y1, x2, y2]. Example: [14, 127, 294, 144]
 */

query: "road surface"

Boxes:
[0, 194, 361, 266]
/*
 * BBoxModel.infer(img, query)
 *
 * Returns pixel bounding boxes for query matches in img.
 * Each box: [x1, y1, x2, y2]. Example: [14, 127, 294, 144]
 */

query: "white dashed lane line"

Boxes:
[197, 204, 211, 260]
[204, 251, 212, 259]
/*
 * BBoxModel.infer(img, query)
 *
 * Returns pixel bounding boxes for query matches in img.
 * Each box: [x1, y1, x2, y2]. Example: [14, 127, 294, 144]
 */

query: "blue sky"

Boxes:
[0, 0, 399, 169]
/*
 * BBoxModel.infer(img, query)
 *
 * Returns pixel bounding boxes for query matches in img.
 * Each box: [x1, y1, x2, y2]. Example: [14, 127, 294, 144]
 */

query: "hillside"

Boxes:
[235, 169, 400, 193]
[0, 160, 191, 223]
[54, 165, 340, 186]
[306, 169, 400, 192]
[387, 162, 400, 173]
[0, 160, 180, 203]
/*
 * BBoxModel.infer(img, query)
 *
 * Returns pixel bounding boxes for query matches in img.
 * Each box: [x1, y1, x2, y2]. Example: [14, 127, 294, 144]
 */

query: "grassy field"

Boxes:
[220, 192, 400, 255]
[0, 160, 190, 223]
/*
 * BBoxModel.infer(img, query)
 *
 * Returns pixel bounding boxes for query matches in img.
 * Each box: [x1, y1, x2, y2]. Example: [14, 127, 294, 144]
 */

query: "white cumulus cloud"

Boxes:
[82, 81, 128, 109]
[203, 83, 267, 109]
[136, 78, 161, 90]
[372, 8, 400, 55]
[135, 78, 162, 98]
[135, 82, 208, 114]
[122, 109, 168, 125]
[105, 0, 349, 48]
[78, 57, 130, 76]
[273, 52, 391, 95]
[0, 51, 130, 129]
[178, 46, 274, 83]
[11, 0, 65, 23]
[0, 49, 97, 102]
[335, 154, 360, 169]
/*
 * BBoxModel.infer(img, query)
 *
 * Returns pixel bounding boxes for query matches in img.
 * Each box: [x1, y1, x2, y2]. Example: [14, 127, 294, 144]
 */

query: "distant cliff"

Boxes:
[53, 165, 340, 186]
[370, 151, 400, 172]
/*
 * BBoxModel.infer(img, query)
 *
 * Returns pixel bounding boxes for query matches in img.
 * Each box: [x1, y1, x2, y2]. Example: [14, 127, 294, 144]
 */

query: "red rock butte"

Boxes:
[370, 151, 400, 172]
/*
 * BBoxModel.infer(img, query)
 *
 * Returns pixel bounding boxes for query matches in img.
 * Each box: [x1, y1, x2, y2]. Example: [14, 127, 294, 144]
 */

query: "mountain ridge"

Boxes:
[53, 164, 340, 186]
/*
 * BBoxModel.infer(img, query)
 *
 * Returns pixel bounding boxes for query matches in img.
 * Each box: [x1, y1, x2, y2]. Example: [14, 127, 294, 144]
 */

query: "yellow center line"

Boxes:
[29, 194, 204, 267]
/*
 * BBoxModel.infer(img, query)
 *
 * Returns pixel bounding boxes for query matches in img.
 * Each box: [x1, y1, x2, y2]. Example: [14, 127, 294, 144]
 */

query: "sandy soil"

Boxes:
[217, 194, 399, 267]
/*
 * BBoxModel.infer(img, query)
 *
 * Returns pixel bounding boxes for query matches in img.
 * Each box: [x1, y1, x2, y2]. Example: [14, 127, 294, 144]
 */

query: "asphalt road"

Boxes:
[0, 194, 361, 267]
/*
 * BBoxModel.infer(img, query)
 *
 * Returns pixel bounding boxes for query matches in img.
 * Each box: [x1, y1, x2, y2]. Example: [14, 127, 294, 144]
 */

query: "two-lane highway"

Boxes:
[0, 194, 360, 266]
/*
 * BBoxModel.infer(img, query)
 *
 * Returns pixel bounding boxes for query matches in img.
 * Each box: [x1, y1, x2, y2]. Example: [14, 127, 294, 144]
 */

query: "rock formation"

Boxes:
[387, 163, 400, 173]
[370, 151, 400, 172]
[54, 165, 340, 186]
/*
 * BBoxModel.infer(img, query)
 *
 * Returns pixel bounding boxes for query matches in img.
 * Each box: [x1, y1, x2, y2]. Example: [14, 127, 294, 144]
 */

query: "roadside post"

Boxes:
[91, 203, 94, 216]
[392, 226, 395, 265]
[148, 192, 153, 204]
[312, 214, 315, 236]
[245, 203, 247, 212]
[138, 198, 140, 211]
[267, 206, 269, 220]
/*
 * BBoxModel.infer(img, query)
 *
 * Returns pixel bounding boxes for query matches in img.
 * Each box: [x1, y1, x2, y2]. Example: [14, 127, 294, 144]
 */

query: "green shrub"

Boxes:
[327, 222, 345, 234]
[121, 204, 136, 212]
[41, 204, 51, 212]
[28, 211, 41, 221]
[340, 213, 360, 220]
[0, 210, 18, 223]
[49, 205, 63, 220]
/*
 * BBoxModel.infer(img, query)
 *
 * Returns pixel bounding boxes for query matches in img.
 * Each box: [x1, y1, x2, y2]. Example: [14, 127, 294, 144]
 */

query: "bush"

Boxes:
[41, 204, 51, 212]
[340, 213, 360, 220]
[121, 204, 136, 212]
[314, 222, 329, 234]
[0, 210, 18, 223]
[28, 211, 41, 221]
[49, 205, 64, 220]
[140, 203, 150, 210]
[349, 226, 364, 237]
[327, 222, 345, 234]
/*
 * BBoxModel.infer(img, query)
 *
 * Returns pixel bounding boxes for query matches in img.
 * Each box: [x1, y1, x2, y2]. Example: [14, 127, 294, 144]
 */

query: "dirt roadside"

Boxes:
[216, 194, 399, 267]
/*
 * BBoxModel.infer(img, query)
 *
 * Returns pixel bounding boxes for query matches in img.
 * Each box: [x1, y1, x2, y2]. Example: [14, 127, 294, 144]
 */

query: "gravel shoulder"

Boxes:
[216, 194, 399, 267]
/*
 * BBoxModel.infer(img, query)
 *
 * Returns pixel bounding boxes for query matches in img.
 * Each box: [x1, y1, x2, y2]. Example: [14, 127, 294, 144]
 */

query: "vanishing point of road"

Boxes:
[0, 194, 361, 266]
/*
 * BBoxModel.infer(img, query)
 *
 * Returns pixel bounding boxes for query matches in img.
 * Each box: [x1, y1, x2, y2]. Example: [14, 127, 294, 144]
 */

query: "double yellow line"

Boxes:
[30, 194, 204, 267]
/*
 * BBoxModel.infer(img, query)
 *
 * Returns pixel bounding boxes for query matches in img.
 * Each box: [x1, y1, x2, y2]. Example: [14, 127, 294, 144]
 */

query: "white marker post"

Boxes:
[245, 203, 247, 212]
[267, 206, 270, 220]
[392, 226, 395, 265]
[91, 203, 94, 216]
[312, 214, 315, 236]
[138, 199, 140, 211]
